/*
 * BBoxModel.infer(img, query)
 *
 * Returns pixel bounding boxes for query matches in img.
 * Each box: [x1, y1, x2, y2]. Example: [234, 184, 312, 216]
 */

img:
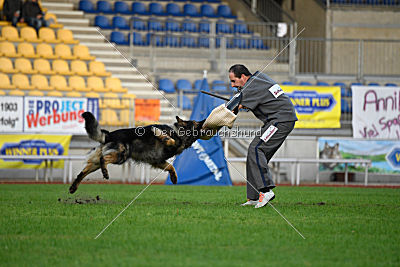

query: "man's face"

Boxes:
[229, 72, 247, 91]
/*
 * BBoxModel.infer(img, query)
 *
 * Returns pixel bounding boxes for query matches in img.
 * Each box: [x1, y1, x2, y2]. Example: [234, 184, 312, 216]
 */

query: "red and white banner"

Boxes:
[352, 86, 400, 139]
[24, 97, 99, 134]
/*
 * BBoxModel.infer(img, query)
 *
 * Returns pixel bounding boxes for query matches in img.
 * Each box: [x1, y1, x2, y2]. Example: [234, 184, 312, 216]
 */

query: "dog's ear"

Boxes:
[176, 116, 183, 123]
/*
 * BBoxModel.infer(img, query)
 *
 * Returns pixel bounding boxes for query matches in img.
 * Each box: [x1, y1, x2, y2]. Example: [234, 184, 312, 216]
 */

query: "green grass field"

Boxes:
[1, 184, 399, 266]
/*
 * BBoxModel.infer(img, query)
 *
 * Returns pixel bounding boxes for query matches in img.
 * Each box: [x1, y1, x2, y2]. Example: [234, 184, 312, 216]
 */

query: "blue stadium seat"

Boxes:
[299, 81, 312, 86]
[216, 19, 232, 34]
[216, 37, 232, 48]
[165, 19, 181, 32]
[149, 2, 166, 16]
[234, 20, 250, 34]
[212, 80, 227, 91]
[132, 32, 147, 46]
[194, 79, 202, 90]
[112, 16, 130, 30]
[181, 35, 197, 48]
[316, 81, 329, 86]
[132, 17, 147, 31]
[147, 33, 163, 46]
[217, 4, 236, 18]
[249, 38, 268, 50]
[132, 2, 150, 15]
[282, 81, 295, 85]
[159, 79, 175, 93]
[368, 82, 380, 86]
[177, 95, 192, 110]
[110, 31, 129, 45]
[385, 83, 397, 87]
[183, 4, 201, 17]
[79, 0, 97, 13]
[341, 99, 350, 113]
[351, 82, 362, 87]
[148, 18, 164, 31]
[182, 19, 197, 32]
[198, 36, 210, 48]
[232, 37, 248, 49]
[333, 82, 348, 97]
[176, 79, 193, 91]
[164, 35, 180, 47]
[199, 20, 210, 33]
[114, 1, 131, 14]
[166, 3, 183, 16]
[97, 1, 114, 14]
[201, 4, 217, 17]
[94, 15, 113, 29]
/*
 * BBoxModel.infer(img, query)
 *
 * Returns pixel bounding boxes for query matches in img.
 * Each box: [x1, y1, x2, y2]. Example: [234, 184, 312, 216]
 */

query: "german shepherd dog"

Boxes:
[69, 112, 205, 194]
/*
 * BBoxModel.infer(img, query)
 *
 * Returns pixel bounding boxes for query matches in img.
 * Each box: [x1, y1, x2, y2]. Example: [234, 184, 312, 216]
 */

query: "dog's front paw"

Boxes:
[69, 184, 77, 194]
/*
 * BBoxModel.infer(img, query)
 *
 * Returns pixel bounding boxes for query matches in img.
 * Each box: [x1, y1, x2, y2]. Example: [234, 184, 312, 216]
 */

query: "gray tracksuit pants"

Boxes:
[246, 121, 295, 200]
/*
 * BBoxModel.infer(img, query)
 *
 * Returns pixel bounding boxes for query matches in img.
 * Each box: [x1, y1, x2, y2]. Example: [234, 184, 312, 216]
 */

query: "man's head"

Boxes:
[229, 64, 252, 91]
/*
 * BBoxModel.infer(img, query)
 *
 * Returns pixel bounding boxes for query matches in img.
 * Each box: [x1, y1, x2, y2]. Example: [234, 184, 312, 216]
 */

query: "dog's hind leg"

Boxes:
[99, 156, 109, 180]
[100, 143, 129, 180]
[151, 127, 176, 146]
[152, 161, 178, 184]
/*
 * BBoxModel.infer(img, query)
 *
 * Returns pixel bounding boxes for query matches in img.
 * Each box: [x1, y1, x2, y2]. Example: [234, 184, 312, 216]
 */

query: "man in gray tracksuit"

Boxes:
[228, 64, 298, 208]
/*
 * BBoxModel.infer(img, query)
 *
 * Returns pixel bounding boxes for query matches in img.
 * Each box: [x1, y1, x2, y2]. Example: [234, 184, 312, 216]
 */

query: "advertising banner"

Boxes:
[282, 85, 341, 128]
[23, 97, 99, 134]
[319, 138, 400, 174]
[135, 99, 160, 122]
[0, 96, 24, 133]
[0, 134, 72, 169]
[352, 86, 400, 139]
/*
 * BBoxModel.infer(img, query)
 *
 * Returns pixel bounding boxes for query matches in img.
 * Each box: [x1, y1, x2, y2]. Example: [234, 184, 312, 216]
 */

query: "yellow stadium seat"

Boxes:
[105, 77, 128, 93]
[121, 93, 136, 108]
[69, 76, 90, 92]
[0, 73, 16, 89]
[52, 59, 74, 75]
[89, 61, 111, 77]
[0, 57, 18, 73]
[50, 75, 72, 91]
[70, 60, 92, 76]
[119, 109, 131, 126]
[31, 74, 54, 91]
[38, 28, 61, 43]
[0, 41, 21, 57]
[100, 109, 121, 127]
[57, 29, 79, 44]
[20, 27, 43, 43]
[0, 21, 10, 27]
[103, 92, 122, 109]
[17, 43, 39, 59]
[15, 58, 38, 74]
[0, 89, 5, 96]
[85, 91, 100, 98]
[54, 44, 77, 60]
[44, 13, 63, 29]
[1, 26, 24, 42]
[73, 44, 95, 61]
[34, 58, 56, 75]
[27, 90, 45, 96]
[36, 43, 58, 59]
[12, 74, 35, 90]
[65, 91, 82, 97]
[47, 90, 63, 97]
[8, 89, 25, 96]
[87, 76, 108, 92]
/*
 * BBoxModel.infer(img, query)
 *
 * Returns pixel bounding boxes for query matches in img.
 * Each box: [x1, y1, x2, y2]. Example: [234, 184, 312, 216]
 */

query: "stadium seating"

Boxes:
[44, 13, 64, 29]
[201, 4, 217, 18]
[65, 91, 82, 97]
[15, 58, 37, 74]
[17, 43, 38, 58]
[28, 90, 45, 96]
[0, 41, 21, 57]
[34, 58, 56, 75]
[110, 31, 129, 45]
[159, 79, 175, 93]
[184, 4, 201, 17]
[217, 4, 236, 19]
[95, 15, 113, 29]
[177, 95, 192, 110]
[121, 93, 136, 108]
[163, 35, 179, 47]
[132, 2, 150, 15]
[71, 60, 92, 76]
[9, 90, 24, 96]
[0, 73, 16, 89]
[106, 77, 128, 93]
[39, 28, 61, 43]
[385, 83, 397, 87]
[53, 59, 74, 75]
[182, 19, 197, 32]
[114, 1, 131, 15]
[166, 3, 183, 17]
[73, 45, 95, 60]
[216, 19, 232, 34]
[0, 57, 17, 73]
[234, 20, 250, 34]
[165, 19, 181, 32]
[299, 81, 312, 86]
[368, 82, 380, 86]
[57, 29, 79, 44]
[47, 90, 63, 97]
[113, 16, 130, 30]
[13, 74, 35, 90]
[31, 74, 54, 91]
[0, 90, 5, 96]
[132, 17, 147, 31]
[232, 37, 248, 49]
[79, 0, 97, 13]
[282, 81, 295, 85]
[181, 35, 197, 48]
[36, 43, 58, 59]
[97, 0, 114, 14]
[148, 18, 164, 32]
[20, 27, 42, 43]
[89, 61, 111, 76]
[55, 44, 77, 60]
[87, 76, 108, 92]
[316, 81, 329, 86]
[69, 75, 90, 92]
[149, 2, 166, 16]
[2, 26, 24, 42]
[176, 79, 193, 91]
[50, 75, 72, 91]
[199, 20, 210, 33]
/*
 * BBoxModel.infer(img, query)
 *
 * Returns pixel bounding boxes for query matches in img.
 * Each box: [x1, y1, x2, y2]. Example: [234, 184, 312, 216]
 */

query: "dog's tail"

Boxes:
[81, 112, 108, 143]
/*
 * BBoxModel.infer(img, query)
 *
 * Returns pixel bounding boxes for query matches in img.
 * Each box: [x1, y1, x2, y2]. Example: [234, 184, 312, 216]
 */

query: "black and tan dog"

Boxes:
[69, 112, 205, 194]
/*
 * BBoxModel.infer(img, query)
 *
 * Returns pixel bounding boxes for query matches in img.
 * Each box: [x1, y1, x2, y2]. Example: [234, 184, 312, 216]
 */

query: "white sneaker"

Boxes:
[255, 191, 275, 209]
[240, 200, 258, 206]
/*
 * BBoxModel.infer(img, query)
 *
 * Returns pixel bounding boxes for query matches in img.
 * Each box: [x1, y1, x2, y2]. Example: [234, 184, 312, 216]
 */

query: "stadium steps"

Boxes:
[42, 0, 175, 124]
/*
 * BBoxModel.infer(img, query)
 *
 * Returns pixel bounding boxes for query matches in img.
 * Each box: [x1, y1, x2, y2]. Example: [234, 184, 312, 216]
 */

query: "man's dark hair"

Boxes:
[229, 64, 252, 78]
